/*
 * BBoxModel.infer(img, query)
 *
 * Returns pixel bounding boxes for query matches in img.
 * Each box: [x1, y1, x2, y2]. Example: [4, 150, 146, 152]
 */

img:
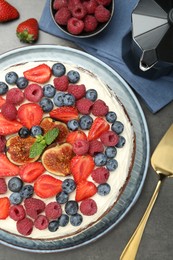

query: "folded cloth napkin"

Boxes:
[39, 0, 173, 113]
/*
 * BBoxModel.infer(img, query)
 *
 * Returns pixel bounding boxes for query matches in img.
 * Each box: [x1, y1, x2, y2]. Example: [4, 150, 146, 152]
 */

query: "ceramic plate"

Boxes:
[0, 45, 150, 252]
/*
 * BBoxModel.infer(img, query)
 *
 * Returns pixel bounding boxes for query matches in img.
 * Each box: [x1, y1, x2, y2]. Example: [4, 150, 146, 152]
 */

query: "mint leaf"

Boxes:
[29, 142, 47, 158]
[44, 128, 59, 145]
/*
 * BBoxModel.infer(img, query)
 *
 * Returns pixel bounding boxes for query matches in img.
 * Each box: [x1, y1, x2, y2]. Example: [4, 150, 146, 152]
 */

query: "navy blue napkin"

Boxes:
[39, 0, 173, 113]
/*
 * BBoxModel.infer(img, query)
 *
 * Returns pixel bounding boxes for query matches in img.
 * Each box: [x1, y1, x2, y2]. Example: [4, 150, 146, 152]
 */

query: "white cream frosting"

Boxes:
[0, 61, 135, 239]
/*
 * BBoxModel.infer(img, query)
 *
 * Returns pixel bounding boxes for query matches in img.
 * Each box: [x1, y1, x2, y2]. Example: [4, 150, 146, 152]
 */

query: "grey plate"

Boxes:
[0, 45, 150, 253]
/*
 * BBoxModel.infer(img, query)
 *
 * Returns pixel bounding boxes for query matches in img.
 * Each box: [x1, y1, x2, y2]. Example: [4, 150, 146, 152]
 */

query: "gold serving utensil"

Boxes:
[120, 124, 173, 260]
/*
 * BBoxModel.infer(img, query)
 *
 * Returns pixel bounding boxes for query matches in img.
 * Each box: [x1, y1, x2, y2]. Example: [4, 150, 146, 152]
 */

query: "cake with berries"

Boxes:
[0, 60, 135, 240]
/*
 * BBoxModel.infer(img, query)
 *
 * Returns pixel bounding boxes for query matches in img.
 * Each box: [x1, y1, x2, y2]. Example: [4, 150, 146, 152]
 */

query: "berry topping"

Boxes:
[72, 139, 89, 155]
[58, 214, 69, 227]
[76, 98, 94, 114]
[0, 82, 8, 95]
[18, 127, 30, 138]
[48, 220, 59, 232]
[91, 167, 109, 184]
[24, 83, 43, 102]
[63, 93, 75, 106]
[105, 146, 117, 158]
[91, 99, 109, 116]
[24, 197, 45, 219]
[0, 135, 6, 152]
[52, 63, 66, 77]
[84, 15, 98, 32]
[85, 88, 98, 101]
[39, 97, 54, 112]
[116, 136, 126, 148]
[30, 125, 43, 137]
[9, 205, 26, 221]
[55, 7, 72, 25]
[88, 139, 104, 156]
[34, 215, 49, 230]
[88, 117, 109, 141]
[106, 111, 117, 123]
[0, 96, 5, 108]
[5, 71, 18, 85]
[8, 177, 23, 192]
[68, 84, 86, 100]
[0, 178, 7, 194]
[0, 113, 23, 135]
[43, 84, 56, 98]
[1, 103, 17, 121]
[9, 192, 23, 205]
[53, 75, 69, 91]
[62, 178, 76, 194]
[70, 213, 83, 226]
[75, 181, 97, 201]
[66, 129, 87, 145]
[16, 77, 28, 89]
[67, 70, 80, 83]
[17, 217, 33, 236]
[94, 152, 107, 166]
[67, 119, 79, 131]
[19, 162, 45, 183]
[65, 200, 78, 215]
[106, 158, 118, 171]
[79, 115, 93, 130]
[23, 64, 51, 84]
[111, 121, 124, 134]
[100, 130, 119, 146]
[97, 183, 111, 196]
[95, 4, 111, 23]
[45, 202, 62, 220]
[56, 191, 69, 204]
[53, 91, 66, 107]
[67, 17, 84, 35]
[80, 198, 97, 216]
[20, 185, 34, 199]
[0, 197, 10, 219]
[50, 106, 79, 123]
[0, 154, 19, 177]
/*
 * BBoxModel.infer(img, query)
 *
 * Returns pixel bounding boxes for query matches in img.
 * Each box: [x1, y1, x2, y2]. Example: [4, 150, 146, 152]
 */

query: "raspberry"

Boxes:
[84, 15, 98, 32]
[45, 202, 62, 220]
[96, 0, 112, 6]
[55, 7, 72, 26]
[0, 135, 6, 153]
[6, 88, 24, 105]
[34, 215, 49, 230]
[100, 131, 119, 146]
[1, 103, 17, 120]
[73, 139, 89, 155]
[71, 4, 87, 20]
[68, 0, 81, 11]
[88, 139, 104, 156]
[9, 205, 26, 221]
[95, 5, 111, 22]
[83, 0, 98, 14]
[76, 98, 93, 114]
[67, 17, 84, 35]
[24, 198, 45, 219]
[0, 178, 7, 194]
[80, 198, 97, 216]
[68, 84, 86, 100]
[17, 217, 33, 236]
[53, 75, 69, 91]
[53, 0, 68, 10]
[91, 167, 109, 183]
[24, 84, 43, 102]
[91, 99, 109, 116]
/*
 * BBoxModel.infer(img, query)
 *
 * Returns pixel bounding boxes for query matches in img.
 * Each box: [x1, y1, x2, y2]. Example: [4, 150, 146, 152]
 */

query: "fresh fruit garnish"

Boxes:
[19, 162, 45, 183]
[70, 154, 95, 183]
[75, 180, 97, 202]
[0, 197, 10, 219]
[0, 154, 19, 177]
[0, 0, 19, 23]
[0, 178, 7, 194]
[23, 64, 51, 83]
[45, 202, 62, 220]
[16, 18, 39, 43]
[0, 113, 23, 135]
[50, 106, 79, 123]
[17, 217, 33, 236]
[24, 198, 45, 219]
[80, 198, 97, 216]
[0, 96, 5, 108]
[66, 130, 87, 145]
[17, 103, 43, 129]
[34, 174, 62, 198]
[87, 117, 110, 141]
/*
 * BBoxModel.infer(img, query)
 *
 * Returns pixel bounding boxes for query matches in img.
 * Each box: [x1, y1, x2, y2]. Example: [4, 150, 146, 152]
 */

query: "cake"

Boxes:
[0, 61, 135, 240]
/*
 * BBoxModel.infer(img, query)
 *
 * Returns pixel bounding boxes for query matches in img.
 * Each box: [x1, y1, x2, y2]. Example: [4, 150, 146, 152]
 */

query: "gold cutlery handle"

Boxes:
[120, 179, 162, 260]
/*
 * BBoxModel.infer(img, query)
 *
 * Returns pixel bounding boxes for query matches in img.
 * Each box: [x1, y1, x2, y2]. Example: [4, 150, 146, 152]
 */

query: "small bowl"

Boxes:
[50, 0, 114, 38]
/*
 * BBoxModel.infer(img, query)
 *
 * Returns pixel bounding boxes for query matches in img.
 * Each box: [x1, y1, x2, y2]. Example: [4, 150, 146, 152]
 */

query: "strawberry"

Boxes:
[17, 103, 43, 129]
[75, 181, 97, 201]
[23, 63, 51, 83]
[0, 154, 19, 177]
[19, 162, 45, 183]
[87, 117, 110, 141]
[66, 130, 87, 145]
[16, 18, 39, 43]
[70, 154, 95, 183]
[50, 106, 79, 123]
[34, 174, 62, 198]
[0, 113, 23, 135]
[0, 0, 19, 23]
[0, 197, 10, 219]
[0, 96, 5, 108]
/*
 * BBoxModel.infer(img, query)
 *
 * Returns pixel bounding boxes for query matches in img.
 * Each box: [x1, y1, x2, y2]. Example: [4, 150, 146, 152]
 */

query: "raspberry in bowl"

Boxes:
[50, 0, 114, 38]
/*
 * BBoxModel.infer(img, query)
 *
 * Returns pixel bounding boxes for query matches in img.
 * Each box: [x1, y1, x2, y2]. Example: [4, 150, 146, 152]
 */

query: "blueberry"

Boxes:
[116, 136, 126, 148]
[94, 153, 107, 166]
[16, 77, 28, 89]
[39, 97, 54, 112]
[67, 119, 79, 131]
[85, 89, 98, 102]
[65, 200, 78, 215]
[18, 127, 30, 138]
[20, 185, 34, 198]
[106, 111, 117, 123]
[106, 159, 118, 171]
[53, 92, 65, 107]
[105, 146, 117, 158]
[0, 82, 8, 95]
[56, 191, 69, 204]
[63, 93, 75, 106]
[111, 121, 124, 134]
[8, 177, 23, 192]
[58, 214, 69, 227]
[5, 71, 18, 85]
[52, 63, 66, 77]
[48, 220, 59, 232]
[97, 183, 111, 196]
[30, 125, 43, 137]
[43, 84, 56, 98]
[79, 115, 93, 130]
[67, 70, 80, 83]
[9, 192, 23, 205]
[62, 179, 76, 194]
[70, 213, 83, 226]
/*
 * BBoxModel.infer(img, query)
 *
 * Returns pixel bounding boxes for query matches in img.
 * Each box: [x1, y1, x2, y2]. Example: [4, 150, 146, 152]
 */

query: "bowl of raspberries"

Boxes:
[50, 0, 114, 37]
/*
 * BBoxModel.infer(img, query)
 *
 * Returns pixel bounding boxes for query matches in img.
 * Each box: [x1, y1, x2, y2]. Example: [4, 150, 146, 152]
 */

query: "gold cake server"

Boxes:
[120, 124, 173, 260]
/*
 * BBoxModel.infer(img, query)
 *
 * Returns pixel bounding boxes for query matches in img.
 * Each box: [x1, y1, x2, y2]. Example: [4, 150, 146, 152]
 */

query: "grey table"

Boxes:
[0, 1, 173, 259]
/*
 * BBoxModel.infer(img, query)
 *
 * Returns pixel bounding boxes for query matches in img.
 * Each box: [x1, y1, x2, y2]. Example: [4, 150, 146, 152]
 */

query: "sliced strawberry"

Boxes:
[0, 154, 19, 177]
[0, 197, 10, 219]
[75, 181, 97, 202]
[50, 106, 79, 123]
[70, 154, 95, 183]
[0, 113, 23, 135]
[17, 103, 43, 129]
[34, 174, 62, 198]
[87, 117, 110, 141]
[0, 96, 5, 108]
[66, 130, 87, 145]
[19, 162, 45, 183]
[23, 63, 51, 84]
